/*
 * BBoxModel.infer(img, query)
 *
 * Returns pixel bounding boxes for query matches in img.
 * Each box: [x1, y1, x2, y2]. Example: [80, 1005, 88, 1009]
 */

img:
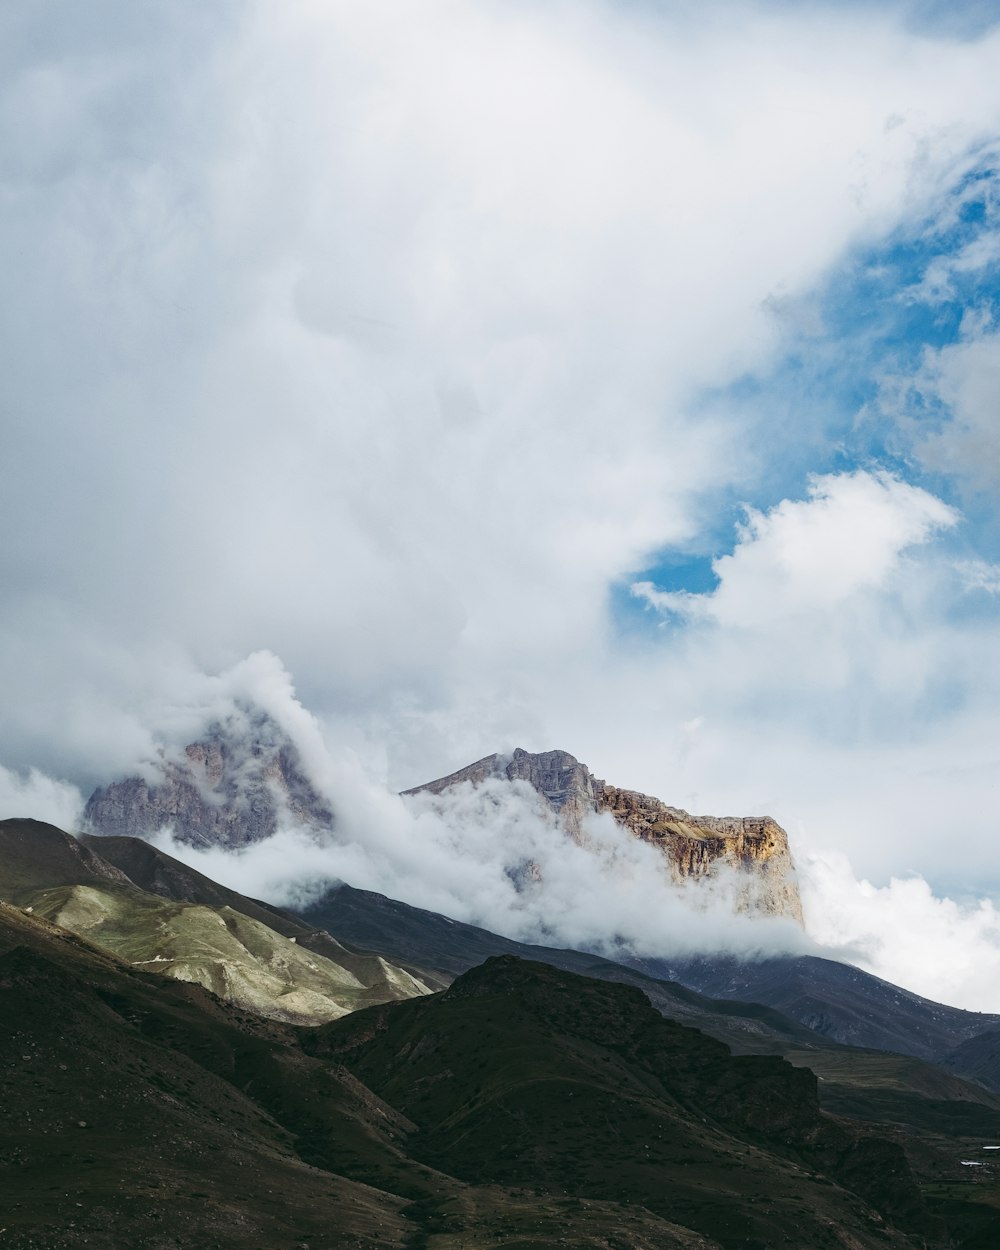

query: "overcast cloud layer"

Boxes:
[5, 2, 1000, 1008]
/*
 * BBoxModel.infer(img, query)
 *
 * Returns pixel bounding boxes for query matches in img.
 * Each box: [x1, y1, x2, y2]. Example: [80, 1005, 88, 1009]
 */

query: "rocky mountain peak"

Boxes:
[84, 709, 333, 849]
[405, 746, 803, 922]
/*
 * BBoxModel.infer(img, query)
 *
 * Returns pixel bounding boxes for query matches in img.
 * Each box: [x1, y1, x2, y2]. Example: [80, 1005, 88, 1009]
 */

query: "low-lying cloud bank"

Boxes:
[152, 775, 812, 964]
[5, 647, 1000, 1013]
[147, 794, 1000, 1013]
[6, 728, 1000, 1011]
[801, 851, 1000, 1012]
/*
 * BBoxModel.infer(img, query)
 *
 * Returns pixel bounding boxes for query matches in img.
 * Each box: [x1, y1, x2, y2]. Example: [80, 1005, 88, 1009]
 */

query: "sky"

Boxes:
[5, 1, 1000, 1007]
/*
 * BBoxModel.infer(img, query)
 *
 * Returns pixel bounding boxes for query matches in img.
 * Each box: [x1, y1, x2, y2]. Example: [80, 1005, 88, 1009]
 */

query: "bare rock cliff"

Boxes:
[84, 713, 333, 849]
[404, 747, 803, 922]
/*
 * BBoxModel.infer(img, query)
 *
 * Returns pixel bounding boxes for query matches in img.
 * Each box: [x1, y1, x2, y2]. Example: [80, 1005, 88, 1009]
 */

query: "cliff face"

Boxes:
[595, 784, 803, 921]
[84, 713, 333, 849]
[404, 747, 803, 922]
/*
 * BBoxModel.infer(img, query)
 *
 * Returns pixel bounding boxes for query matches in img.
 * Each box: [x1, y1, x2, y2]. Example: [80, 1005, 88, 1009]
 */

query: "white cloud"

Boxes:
[802, 849, 1000, 1011]
[130, 670, 1000, 1013]
[3, 2, 1000, 791]
[151, 766, 811, 966]
[634, 470, 957, 628]
[0, 765, 84, 831]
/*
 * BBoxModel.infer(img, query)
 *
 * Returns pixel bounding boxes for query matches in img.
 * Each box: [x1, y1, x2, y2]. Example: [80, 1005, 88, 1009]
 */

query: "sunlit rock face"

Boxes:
[84, 711, 333, 849]
[404, 747, 803, 923]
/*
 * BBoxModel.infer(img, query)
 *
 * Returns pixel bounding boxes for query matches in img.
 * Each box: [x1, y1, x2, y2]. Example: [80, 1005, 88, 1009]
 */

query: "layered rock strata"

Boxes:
[404, 747, 803, 922]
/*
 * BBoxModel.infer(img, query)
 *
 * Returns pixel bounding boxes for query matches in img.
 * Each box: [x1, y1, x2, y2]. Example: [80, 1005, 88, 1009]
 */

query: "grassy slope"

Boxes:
[0, 819, 434, 1024]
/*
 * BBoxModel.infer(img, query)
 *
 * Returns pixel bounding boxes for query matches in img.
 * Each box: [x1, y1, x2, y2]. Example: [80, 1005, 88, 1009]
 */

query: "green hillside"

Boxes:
[0, 819, 434, 1024]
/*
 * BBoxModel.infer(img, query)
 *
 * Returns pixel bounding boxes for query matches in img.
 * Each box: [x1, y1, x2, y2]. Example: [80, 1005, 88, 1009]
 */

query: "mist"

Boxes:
[6, 645, 1000, 1011]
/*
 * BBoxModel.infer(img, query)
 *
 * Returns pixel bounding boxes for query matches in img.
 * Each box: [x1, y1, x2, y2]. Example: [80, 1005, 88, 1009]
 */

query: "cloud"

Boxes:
[633, 469, 957, 626]
[150, 764, 811, 965]
[151, 805, 1000, 1012]
[0, 765, 84, 831]
[3, 1, 1000, 792]
[802, 849, 1000, 1011]
[623, 470, 962, 741]
[122, 667, 1000, 1012]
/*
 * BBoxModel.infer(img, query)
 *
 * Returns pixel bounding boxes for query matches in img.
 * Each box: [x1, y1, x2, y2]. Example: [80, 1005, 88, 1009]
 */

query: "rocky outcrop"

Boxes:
[84, 711, 333, 849]
[405, 748, 600, 835]
[404, 747, 803, 922]
[596, 784, 803, 921]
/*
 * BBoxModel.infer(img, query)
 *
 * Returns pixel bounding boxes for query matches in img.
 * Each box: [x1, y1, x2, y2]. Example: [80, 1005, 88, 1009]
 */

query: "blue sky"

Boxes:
[630, 153, 1000, 620]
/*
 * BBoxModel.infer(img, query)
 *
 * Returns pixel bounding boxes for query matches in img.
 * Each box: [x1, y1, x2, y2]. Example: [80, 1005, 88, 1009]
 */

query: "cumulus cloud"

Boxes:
[802, 849, 1000, 1011]
[632, 469, 957, 626]
[622, 469, 963, 749]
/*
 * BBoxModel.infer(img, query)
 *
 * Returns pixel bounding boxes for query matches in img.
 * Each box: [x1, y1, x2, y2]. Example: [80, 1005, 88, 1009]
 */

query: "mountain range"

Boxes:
[5, 727, 1000, 1246]
[85, 731, 804, 920]
[4, 813, 1000, 1246]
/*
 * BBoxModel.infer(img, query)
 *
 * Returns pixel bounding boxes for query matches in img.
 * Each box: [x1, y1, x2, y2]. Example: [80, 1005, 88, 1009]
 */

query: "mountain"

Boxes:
[83, 708, 332, 848]
[85, 728, 801, 918]
[0, 818, 433, 1024]
[298, 880, 826, 1054]
[5, 820, 1000, 1244]
[0, 896, 434, 1249]
[2, 895, 954, 1250]
[292, 880, 1000, 1145]
[405, 746, 803, 920]
[307, 954, 931, 1249]
[637, 952, 1000, 1066]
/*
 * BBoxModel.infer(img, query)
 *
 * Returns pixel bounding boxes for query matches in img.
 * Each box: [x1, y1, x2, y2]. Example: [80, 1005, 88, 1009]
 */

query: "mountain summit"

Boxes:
[405, 747, 803, 922]
[84, 709, 333, 849]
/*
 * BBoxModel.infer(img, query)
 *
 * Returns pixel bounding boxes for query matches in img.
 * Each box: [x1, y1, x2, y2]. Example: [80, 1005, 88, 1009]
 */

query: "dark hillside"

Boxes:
[310, 955, 929, 1249]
